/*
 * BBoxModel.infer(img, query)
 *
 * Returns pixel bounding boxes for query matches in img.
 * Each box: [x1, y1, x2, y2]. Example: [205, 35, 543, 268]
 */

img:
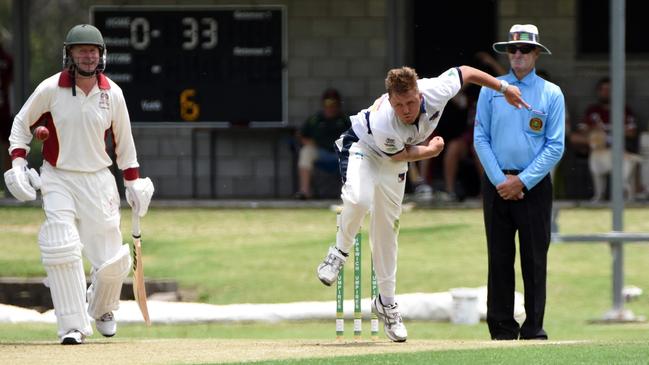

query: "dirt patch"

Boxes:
[0, 338, 579, 365]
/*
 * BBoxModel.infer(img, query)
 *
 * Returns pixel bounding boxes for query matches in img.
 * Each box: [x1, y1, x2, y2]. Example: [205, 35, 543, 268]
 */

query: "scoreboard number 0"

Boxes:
[130, 17, 150, 50]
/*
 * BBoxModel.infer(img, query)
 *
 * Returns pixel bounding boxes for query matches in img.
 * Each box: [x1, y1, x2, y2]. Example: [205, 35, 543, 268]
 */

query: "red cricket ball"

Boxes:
[35, 126, 50, 141]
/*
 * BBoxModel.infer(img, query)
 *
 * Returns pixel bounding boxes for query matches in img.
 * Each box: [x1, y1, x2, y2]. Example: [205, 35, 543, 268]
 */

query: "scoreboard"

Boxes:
[91, 6, 286, 125]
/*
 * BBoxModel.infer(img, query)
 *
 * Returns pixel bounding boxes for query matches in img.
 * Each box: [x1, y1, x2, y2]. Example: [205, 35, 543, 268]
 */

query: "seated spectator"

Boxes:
[406, 89, 474, 203]
[433, 52, 506, 202]
[572, 77, 638, 154]
[434, 87, 479, 202]
[295, 88, 350, 199]
[407, 144, 433, 202]
[570, 77, 641, 199]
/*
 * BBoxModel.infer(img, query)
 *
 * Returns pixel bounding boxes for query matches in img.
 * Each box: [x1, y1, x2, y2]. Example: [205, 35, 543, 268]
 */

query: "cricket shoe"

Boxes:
[317, 246, 347, 286]
[60, 330, 85, 345]
[372, 296, 408, 342]
[95, 312, 116, 337]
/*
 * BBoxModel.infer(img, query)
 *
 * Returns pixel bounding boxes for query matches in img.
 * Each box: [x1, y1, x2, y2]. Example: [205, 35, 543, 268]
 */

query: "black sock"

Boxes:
[336, 247, 348, 257]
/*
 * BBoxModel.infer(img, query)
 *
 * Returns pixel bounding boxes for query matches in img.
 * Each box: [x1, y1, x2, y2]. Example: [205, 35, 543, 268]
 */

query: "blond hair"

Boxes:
[385, 67, 419, 96]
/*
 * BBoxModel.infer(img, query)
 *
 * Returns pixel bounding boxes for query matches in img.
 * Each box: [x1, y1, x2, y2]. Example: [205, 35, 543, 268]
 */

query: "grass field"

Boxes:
[2, 206, 649, 364]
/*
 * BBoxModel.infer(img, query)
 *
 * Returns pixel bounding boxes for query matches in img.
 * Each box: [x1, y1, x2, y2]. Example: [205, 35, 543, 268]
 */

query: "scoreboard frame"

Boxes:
[90, 5, 287, 127]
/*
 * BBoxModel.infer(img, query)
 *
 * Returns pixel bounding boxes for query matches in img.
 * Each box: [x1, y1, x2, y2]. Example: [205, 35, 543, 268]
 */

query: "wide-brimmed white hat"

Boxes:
[493, 24, 551, 55]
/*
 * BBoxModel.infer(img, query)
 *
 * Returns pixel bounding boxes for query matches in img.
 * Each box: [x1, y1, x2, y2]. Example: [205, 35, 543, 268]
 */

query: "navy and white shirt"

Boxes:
[350, 67, 463, 158]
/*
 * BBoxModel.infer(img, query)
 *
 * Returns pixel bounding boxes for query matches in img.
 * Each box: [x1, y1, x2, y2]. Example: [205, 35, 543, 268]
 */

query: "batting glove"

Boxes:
[125, 177, 155, 217]
[4, 157, 41, 202]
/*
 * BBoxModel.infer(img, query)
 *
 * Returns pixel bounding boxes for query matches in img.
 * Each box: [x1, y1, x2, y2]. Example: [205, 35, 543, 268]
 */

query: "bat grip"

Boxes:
[132, 210, 141, 238]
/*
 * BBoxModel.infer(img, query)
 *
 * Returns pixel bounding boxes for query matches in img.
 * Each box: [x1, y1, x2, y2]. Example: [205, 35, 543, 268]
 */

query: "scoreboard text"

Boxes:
[91, 6, 286, 124]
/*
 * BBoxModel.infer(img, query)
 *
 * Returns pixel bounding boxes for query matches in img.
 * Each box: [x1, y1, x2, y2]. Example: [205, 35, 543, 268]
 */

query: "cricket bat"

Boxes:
[132, 212, 151, 325]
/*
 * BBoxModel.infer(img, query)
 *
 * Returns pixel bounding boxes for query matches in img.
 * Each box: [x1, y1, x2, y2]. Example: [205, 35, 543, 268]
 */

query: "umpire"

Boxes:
[474, 24, 565, 340]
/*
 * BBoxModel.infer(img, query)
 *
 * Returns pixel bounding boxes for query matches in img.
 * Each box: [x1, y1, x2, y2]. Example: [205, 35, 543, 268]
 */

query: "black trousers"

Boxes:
[482, 173, 552, 340]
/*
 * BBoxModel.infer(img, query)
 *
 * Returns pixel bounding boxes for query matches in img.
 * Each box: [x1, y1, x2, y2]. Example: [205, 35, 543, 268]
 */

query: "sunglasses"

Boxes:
[506, 44, 536, 54]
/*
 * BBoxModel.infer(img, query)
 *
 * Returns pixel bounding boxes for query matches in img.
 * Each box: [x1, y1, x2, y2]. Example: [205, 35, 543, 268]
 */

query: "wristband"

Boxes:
[499, 79, 509, 93]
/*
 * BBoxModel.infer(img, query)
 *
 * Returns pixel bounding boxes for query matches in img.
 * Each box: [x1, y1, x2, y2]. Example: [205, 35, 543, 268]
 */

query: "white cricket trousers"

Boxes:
[39, 162, 124, 336]
[41, 162, 123, 269]
[335, 139, 408, 299]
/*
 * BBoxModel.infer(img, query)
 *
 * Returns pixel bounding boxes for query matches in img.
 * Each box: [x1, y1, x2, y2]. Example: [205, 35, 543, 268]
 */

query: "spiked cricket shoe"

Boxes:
[372, 296, 408, 342]
[317, 246, 347, 286]
[60, 330, 85, 345]
[96, 312, 117, 337]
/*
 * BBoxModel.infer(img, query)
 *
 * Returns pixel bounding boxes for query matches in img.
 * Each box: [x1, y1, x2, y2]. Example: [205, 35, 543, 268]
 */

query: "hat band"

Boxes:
[509, 31, 539, 43]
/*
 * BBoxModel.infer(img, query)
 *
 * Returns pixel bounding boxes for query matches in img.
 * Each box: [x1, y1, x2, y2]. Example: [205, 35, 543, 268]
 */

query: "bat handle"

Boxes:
[132, 210, 141, 238]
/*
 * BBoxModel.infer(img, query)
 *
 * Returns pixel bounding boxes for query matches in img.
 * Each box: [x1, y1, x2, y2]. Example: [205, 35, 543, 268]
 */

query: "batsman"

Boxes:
[317, 65, 528, 342]
[3, 24, 154, 344]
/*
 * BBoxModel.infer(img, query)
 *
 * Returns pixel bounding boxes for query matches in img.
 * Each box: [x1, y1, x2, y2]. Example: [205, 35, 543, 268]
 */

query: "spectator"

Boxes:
[571, 77, 641, 198]
[427, 88, 467, 201]
[407, 146, 433, 202]
[435, 52, 506, 202]
[572, 77, 638, 154]
[295, 88, 350, 199]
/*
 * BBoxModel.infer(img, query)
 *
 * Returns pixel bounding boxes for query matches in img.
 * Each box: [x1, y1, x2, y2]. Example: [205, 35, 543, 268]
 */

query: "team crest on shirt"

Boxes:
[99, 92, 110, 109]
[529, 117, 543, 131]
[384, 138, 397, 152]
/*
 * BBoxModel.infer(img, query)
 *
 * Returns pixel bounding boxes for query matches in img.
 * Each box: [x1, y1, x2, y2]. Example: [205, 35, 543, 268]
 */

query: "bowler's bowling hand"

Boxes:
[428, 136, 445, 157]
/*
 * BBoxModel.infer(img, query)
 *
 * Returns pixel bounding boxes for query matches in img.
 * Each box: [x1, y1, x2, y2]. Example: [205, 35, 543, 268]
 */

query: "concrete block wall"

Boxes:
[132, 126, 297, 199]
[286, 0, 388, 118]
[129, 0, 388, 198]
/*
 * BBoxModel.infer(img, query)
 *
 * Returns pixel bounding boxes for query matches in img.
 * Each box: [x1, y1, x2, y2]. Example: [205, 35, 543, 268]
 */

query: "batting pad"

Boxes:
[87, 244, 131, 319]
[39, 221, 92, 337]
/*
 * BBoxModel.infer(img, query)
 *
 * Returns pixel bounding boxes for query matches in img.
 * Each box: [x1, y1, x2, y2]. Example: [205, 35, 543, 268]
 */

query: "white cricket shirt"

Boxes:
[350, 67, 463, 157]
[9, 71, 139, 174]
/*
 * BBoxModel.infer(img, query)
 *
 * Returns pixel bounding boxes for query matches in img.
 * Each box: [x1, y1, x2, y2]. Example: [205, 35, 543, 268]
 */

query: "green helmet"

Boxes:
[62, 24, 106, 74]
[64, 24, 105, 49]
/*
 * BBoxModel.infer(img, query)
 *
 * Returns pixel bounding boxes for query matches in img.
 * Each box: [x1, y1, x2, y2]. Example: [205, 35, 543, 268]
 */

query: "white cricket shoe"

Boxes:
[96, 312, 116, 337]
[317, 246, 347, 286]
[60, 330, 85, 345]
[372, 296, 408, 342]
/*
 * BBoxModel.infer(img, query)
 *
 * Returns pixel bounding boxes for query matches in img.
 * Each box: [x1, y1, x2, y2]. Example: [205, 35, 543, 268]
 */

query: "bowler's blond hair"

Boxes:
[385, 67, 419, 96]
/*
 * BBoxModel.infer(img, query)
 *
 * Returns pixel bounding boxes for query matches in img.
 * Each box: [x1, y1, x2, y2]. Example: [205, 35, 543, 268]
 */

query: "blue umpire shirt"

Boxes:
[474, 68, 565, 190]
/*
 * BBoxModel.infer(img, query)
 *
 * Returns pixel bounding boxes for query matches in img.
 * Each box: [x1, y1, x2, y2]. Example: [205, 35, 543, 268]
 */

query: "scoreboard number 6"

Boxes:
[180, 89, 200, 121]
